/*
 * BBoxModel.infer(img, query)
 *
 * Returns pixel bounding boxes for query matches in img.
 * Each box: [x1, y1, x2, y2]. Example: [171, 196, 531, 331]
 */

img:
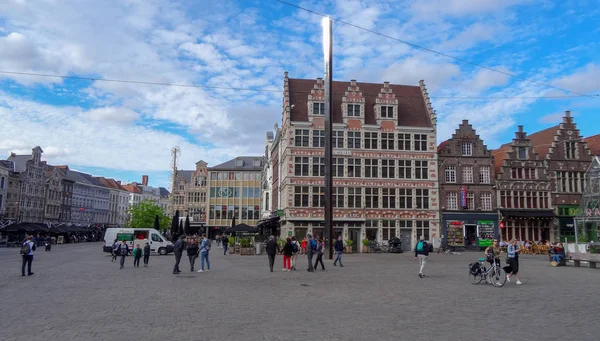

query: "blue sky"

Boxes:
[1, 0, 599, 189]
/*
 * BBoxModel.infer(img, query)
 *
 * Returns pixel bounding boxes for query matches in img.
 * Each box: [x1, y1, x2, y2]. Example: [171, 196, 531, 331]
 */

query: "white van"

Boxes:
[103, 228, 174, 255]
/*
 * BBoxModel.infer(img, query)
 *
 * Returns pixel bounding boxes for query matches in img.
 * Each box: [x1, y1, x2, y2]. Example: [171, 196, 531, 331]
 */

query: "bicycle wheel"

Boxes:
[469, 270, 483, 285]
[488, 266, 507, 287]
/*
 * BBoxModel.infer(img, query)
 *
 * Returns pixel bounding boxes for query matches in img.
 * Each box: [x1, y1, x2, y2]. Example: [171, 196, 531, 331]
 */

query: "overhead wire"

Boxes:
[273, 0, 599, 100]
[0, 70, 595, 100]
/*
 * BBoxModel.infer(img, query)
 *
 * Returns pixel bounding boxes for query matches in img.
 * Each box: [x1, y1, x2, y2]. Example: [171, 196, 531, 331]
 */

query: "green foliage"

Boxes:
[126, 199, 170, 229]
[228, 236, 235, 246]
[589, 244, 600, 254]
[344, 239, 353, 246]
[362, 239, 370, 246]
[239, 237, 251, 247]
[277, 238, 286, 249]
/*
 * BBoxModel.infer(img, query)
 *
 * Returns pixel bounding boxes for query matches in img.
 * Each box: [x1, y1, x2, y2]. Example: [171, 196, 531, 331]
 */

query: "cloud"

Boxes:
[552, 63, 600, 94]
[86, 107, 140, 123]
[468, 67, 511, 91]
[410, 0, 531, 17]
[538, 111, 577, 124]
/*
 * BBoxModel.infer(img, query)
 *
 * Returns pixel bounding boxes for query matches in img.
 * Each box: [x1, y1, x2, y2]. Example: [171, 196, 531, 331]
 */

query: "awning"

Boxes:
[500, 210, 554, 218]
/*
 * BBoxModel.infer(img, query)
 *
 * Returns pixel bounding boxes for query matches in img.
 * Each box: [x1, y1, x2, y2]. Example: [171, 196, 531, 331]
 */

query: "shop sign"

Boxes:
[277, 209, 284, 217]
[477, 220, 494, 247]
[585, 207, 600, 217]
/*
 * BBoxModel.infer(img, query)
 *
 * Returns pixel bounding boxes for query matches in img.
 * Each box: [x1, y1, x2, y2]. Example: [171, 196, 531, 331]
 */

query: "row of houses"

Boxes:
[0, 147, 169, 227]
[258, 74, 600, 251]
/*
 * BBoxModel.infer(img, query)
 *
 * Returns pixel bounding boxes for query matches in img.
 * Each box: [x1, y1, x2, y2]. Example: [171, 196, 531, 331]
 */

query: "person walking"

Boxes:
[306, 234, 316, 272]
[282, 237, 294, 272]
[198, 233, 211, 273]
[187, 238, 199, 272]
[506, 239, 522, 285]
[111, 238, 119, 262]
[333, 235, 344, 267]
[415, 236, 429, 278]
[265, 235, 280, 272]
[290, 236, 300, 271]
[173, 235, 185, 274]
[20, 235, 36, 276]
[118, 240, 129, 269]
[133, 244, 142, 268]
[301, 237, 307, 255]
[313, 237, 325, 271]
[222, 235, 229, 255]
[143, 242, 151, 267]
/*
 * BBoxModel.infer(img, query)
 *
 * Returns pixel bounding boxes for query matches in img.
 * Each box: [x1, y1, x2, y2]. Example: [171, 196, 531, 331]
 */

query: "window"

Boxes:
[151, 234, 163, 242]
[312, 186, 325, 207]
[333, 158, 344, 177]
[398, 160, 412, 179]
[312, 157, 325, 177]
[312, 102, 324, 115]
[416, 221, 430, 241]
[445, 166, 456, 183]
[565, 141, 577, 159]
[415, 189, 429, 209]
[481, 193, 492, 210]
[381, 105, 393, 118]
[294, 157, 309, 176]
[381, 133, 394, 150]
[333, 187, 344, 207]
[312, 130, 325, 148]
[462, 166, 473, 183]
[347, 132, 361, 149]
[466, 193, 475, 210]
[461, 142, 473, 156]
[399, 189, 412, 209]
[398, 134, 411, 151]
[524, 168, 536, 180]
[365, 188, 379, 208]
[446, 192, 458, 210]
[294, 186, 309, 207]
[557, 171, 585, 193]
[382, 220, 396, 241]
[381, 159, 395, 178]
[518, 147, 527, 159]
[333, 131, 344, 148]
[365, 159, 378, 178]
[382, 188, 396, 209]
[479, 166, 490, 184]
[414, 134, 427, 151]
[295, 129, 309, 147]
[347, 104, 360, 117]
[365, 132, 378, 149]
[415, 161, 428, 179]
[348, 158, 362, 177]
[540, 191, 549, 209]
[347, 188, 362, 208]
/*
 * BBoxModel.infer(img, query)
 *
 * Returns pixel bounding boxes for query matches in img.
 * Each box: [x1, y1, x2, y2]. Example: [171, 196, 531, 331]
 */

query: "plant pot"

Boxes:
[345, 246, 352, 254]
[362, 246, 368, 253]
[240, 247, 253, 255]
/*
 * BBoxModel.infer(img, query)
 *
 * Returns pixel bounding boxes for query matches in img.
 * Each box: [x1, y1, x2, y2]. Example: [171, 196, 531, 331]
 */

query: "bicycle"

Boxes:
[469, 257, 507, 288]
[438, 242, 451, 254]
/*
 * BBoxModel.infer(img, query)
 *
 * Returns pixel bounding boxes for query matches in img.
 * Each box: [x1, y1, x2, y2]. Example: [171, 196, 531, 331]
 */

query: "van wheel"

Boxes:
[158, 248, 167, 255]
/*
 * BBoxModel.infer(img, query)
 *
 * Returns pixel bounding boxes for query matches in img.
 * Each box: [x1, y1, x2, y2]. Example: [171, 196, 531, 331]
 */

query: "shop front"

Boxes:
[499, 209, 554, 242]
[441, 212, 499, 251]
[557, 206, 578, 242]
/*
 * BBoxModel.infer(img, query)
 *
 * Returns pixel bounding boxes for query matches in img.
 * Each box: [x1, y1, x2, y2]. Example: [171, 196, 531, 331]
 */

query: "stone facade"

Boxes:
[7, 147, 47, 223]
[67, 170, 110, 225]
[275, 73, 439, 251]
[60, 175, 74, 223]
[0, 159, 21, 221]
[438, 120, 498, 249]
[261, 131, 275, 218]
[0, 164, 8, 218]
[43, 165, 64, 223]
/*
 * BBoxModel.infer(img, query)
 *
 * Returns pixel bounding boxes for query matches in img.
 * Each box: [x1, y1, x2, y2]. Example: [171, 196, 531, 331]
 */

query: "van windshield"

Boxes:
[151, 234, 163, 242]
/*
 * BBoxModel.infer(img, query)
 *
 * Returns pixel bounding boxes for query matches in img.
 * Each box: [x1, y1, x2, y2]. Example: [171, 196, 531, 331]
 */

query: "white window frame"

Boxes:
[481, 192, 492, 211]
[479, 166, 490, 184]
[381, 105, 394, 119]
[347, 104, 361, 117]
[312, 102, 324, 115]
[446, 192, 458, 210]
[461, 142, 473, 156]
[462, 166, 473, 183]
[445, 166, 456, 183]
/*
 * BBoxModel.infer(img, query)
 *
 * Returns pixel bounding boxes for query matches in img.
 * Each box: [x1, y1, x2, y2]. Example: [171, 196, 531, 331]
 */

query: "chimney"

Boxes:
[117, 181, 121, 185]
[462, 119, 469, 125]
[383, 81, 390, 88]
[142, 175, 149, 186]
[317, 77, 323, 84]
[565, 110, 571, 118]
[517, 125, 523, 133]
[350, 79, 357, 86]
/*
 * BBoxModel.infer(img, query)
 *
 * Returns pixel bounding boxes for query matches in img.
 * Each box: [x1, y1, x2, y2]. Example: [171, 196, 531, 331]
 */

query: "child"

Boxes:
[143, 242, 151, 267]
[133, 244, 142, 268]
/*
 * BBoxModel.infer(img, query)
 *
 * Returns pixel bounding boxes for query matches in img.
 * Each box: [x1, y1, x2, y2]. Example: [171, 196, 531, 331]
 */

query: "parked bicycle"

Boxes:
[469, 257, 507, 288]
[438, 241, 451, 254]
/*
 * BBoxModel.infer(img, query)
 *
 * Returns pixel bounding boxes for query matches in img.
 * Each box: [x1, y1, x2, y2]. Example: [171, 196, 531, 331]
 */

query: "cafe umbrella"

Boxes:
[184, 215, 191, 235]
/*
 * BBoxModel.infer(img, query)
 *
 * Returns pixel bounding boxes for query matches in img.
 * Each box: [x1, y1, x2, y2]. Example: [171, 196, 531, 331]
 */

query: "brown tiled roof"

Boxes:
[584, 134, 600, 156]
[95, 177, 127, 191]
[287, 78, 433, 127]
[122, 184, 142, 194]
[437, 140, 449, 153]
[528, 125, 559, 159]
[490, 144, 511, 174]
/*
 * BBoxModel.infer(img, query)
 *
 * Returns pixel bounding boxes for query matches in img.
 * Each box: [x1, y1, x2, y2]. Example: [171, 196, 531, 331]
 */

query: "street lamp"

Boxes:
[322, 17, 334, 260]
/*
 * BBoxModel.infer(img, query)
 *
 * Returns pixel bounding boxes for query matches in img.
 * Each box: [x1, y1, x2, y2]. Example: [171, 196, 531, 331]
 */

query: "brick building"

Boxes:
[438, 120, 498, 250]
[43, 165, 64, 223]
[7, 147, 47, 223]
[0, 160, 21, 221]
[272, 73, 439, 251]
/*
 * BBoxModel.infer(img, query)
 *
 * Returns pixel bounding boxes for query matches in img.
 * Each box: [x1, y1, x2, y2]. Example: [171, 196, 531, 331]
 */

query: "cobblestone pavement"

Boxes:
[0, 243, 597, 341]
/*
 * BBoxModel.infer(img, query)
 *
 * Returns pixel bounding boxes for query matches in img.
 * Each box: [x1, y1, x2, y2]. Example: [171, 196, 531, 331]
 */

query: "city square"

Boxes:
[0, 243, 597, 341]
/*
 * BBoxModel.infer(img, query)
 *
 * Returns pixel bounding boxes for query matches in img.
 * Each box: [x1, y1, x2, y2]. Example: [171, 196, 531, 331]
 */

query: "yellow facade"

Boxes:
[207, 170, 262, 227]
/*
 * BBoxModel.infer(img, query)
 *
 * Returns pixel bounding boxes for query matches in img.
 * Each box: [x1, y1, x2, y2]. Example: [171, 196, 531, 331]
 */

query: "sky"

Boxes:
[1, 0, 599, 189]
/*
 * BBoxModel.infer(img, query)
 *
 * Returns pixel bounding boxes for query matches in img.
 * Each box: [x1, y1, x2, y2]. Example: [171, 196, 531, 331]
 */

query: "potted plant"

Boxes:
[228, 236, 236, 254]
[362, 239, 370, 253]
[344, 239, 353, 254]
[239, 237, 252, 255]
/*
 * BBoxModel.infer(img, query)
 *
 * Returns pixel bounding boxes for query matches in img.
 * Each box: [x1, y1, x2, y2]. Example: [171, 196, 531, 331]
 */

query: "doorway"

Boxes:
[400, 229, 412, 252]
[349, 228, 360, 252]
[464, 224, 477, 247]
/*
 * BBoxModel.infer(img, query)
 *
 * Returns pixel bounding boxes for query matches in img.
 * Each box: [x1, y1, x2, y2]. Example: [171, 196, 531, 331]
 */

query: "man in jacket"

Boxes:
[333, 235, 344, 267]
[21, 235, 36, 276]
[306, 233, 315, 272]
[198, 233, 211, 273]
[265, 235, 280, 272]
[415, 235, 429, 278]
[173, 235, 185, 274]
[118, 240, 129, 269]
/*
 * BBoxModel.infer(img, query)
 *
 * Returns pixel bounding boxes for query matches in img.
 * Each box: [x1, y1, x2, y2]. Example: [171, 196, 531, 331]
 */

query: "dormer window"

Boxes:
[347, 104, 360, 117]
[235, 159, 244, 167]
[565, 141, 577, 159]
[254, 159, 261, 167]
[461, 142, 473, 156]
[518, 147, 527, 159]
[381, 105, 393, 119]
[312, 102, 324, 115]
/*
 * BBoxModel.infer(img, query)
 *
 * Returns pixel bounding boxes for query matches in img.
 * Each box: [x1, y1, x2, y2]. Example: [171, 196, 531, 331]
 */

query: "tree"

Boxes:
[127, 199, 170, 229]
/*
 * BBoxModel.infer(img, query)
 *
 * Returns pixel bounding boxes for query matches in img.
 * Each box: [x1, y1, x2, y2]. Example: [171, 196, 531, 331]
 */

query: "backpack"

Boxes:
[469, 262, 481, 275]
[310, 239, 317, 250]
[417, 241, 424, 252]
[119, 244, 128, 256]
[292, 242, 299, 253]
[20, 242, 31, 255]
[204, 239, 211, 251]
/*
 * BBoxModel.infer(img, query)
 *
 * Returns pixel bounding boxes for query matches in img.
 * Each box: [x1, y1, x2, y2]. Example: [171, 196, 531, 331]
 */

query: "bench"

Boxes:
[568, 252, 600, 269]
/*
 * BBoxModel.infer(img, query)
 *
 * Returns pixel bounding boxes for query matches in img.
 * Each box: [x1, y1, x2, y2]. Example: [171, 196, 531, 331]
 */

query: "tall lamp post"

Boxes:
[322, 17, 334, 260]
